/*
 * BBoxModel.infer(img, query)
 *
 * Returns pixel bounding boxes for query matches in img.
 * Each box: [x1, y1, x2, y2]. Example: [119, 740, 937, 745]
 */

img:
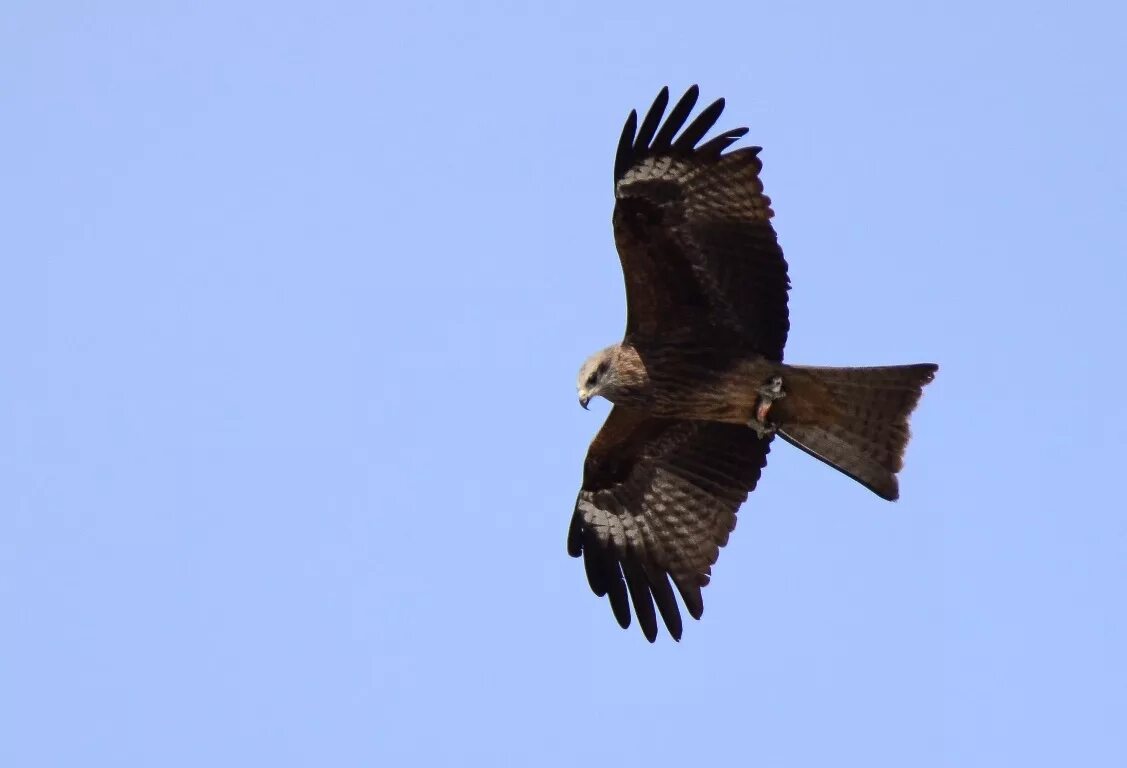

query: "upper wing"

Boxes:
[612, 85, 791, 360]
[568, 406, 771, 641]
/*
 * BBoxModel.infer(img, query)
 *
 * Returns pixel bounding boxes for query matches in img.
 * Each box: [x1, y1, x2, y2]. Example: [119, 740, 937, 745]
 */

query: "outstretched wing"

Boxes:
[568, 406, 771, 641]
[613, 85, 791, 360]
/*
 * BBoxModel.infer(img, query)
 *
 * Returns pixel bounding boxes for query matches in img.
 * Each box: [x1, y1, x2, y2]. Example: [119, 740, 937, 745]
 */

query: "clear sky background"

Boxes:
[4, 2, 1126, 766]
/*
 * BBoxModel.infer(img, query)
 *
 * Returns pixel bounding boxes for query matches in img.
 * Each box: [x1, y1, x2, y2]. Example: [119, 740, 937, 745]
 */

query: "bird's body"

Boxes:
[581, 339, 783, 422]
[569, 86, 938, 642]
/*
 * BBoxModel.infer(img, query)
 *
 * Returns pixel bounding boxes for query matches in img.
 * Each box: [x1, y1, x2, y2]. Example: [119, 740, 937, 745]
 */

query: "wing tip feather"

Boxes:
[614, 85, 748, 183]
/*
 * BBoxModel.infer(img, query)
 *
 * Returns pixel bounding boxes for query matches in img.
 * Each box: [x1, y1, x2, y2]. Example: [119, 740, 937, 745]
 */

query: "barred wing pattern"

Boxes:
[613, 85, 791, 360]
[568, 407, 771, 641]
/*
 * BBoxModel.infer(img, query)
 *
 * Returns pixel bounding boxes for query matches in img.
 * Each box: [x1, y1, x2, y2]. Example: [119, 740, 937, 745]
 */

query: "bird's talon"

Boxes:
[756, 375, 785, 401]
[748, 419, 776, 439]
[749, 376, 785, 438]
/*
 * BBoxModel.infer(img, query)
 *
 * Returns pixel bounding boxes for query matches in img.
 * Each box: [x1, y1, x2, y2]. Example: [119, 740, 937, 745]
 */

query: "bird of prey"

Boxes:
[569, 86, 938, 642]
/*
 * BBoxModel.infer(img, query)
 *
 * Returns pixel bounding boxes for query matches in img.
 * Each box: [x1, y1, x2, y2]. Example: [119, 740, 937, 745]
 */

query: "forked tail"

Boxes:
[777, 363, 938, 500]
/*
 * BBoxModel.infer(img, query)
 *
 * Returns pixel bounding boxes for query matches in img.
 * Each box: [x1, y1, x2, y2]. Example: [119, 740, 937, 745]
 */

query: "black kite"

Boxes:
[569, 86, 937, 642]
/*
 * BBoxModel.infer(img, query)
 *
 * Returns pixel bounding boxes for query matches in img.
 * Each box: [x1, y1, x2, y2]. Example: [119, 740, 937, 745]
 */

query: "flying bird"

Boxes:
[569, 86, 938, 642]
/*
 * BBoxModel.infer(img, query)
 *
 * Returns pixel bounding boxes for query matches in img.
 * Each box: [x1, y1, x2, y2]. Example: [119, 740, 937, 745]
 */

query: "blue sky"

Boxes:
[5, 1, 1126, 765]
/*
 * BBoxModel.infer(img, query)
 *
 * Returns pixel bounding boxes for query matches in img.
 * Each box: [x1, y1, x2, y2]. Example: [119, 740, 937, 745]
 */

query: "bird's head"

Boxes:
[576, 345, 620, 409]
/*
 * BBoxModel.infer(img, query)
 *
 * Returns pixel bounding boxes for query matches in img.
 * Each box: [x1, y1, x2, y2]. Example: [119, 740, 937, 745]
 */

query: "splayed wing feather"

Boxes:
[569, 406, 770, 641]
[673, 98, 726, 152]
[695, 127, 749, 158]
[651, 85, 699, 151]
[633, 87, 669, 154]
[614, 111, 639, 182]
[612, 85, 791, 360]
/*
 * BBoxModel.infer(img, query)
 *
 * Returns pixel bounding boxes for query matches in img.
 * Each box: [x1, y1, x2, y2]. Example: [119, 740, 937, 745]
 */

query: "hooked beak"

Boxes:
[579, 393, 590, 410]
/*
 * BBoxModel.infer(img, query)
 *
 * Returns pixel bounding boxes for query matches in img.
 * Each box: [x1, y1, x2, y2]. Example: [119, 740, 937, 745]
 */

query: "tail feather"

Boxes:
[778, 363, 937, 500]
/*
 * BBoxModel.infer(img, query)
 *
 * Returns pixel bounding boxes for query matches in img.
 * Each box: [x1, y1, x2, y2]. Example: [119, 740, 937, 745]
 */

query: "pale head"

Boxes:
[576, 345, 620, 409]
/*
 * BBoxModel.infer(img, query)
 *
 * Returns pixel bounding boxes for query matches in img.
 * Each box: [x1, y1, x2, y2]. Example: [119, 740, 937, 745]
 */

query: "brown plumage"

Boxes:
[570, 86, 938, 642]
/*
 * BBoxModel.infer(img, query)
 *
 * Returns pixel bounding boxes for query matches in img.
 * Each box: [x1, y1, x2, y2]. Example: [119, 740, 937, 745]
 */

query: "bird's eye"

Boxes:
[586, 372, 598, 387]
